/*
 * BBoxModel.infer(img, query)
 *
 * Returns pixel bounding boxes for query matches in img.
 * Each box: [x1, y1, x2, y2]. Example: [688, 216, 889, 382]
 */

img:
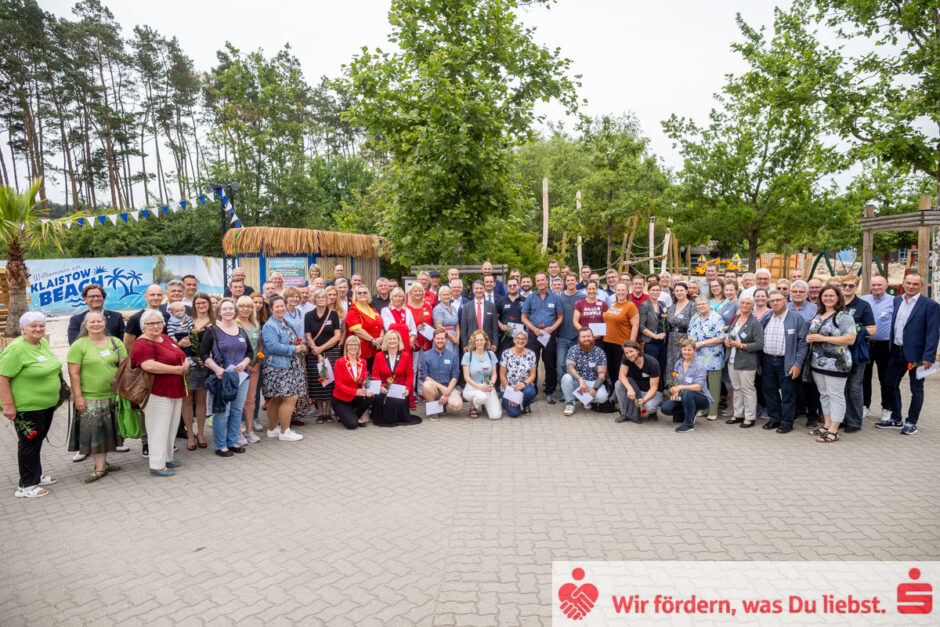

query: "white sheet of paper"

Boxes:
[425, 400, 444, 415]
[503, 387, 523, 404]
[419, 325, 435, 341]
[225, 366, 250, 386]
[388, 383, 408, 399]
[588, 322, 607, 337]
[508, 322, 525, 337]
[573, 390, 594, 408]
[916, 363, 939, 380]
[321, 359, 334, 386]
[365, 380, 381, 395]
[537, 332, 551, 347]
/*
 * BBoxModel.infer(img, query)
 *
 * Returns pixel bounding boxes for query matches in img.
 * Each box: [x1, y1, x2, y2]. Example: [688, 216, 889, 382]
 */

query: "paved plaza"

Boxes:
[1, 330, 938, 625]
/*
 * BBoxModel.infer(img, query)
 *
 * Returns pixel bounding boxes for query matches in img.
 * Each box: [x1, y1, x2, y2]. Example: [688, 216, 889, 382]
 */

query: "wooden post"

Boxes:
[918, 225, 930, 295]
[648, 217, 656, 275]
[560, 231, 568, 260]
[920, 195, 931, 211]
[685, 243, 692, 281]
[660, 229, 671, 274]
[575, 191, 583, 272]
[541, 178, 549, 254]
[861, 204, 874, 295]
[619, 215, 639, 275]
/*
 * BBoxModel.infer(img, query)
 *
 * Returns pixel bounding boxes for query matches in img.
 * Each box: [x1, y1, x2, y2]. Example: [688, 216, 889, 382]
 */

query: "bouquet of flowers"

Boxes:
[11, 416, 38, 440]
[188, 328, 201, 357]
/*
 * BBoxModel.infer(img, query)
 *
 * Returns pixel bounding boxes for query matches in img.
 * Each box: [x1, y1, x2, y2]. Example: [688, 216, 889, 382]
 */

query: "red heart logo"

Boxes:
[559, 572, 599, 621]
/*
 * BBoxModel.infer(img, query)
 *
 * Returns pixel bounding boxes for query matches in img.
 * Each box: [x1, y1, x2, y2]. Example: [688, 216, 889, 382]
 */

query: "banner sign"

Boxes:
[26, 257, 153, 314]
[154, 255, 224, 296]
[266, 257, 308, 288]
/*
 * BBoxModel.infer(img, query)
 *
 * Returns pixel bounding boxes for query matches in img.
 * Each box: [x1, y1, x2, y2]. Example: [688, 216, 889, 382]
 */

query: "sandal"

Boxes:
[39, 475, 57, 485]
[14, 485, 48, 498]
[104, 463, 121, 472]
[469, 407, 479, 419]
[325, 418, 334, 423]
[84, 469, 107, 483]
[187, 438, 197, 451]
[316, 418, 325, 424]
[816, 431, 839, 443]
[808, 427, 829, 436]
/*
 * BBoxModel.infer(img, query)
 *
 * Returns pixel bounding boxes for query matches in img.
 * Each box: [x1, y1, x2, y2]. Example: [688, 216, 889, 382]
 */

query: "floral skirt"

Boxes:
[262, 356, 307, 400]
[68, 398, 123, 455]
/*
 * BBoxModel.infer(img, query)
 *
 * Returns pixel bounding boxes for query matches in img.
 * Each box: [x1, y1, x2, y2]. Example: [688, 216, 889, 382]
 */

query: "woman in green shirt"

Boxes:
[67, 311, 127, 482]
[0, 312, 63, 498]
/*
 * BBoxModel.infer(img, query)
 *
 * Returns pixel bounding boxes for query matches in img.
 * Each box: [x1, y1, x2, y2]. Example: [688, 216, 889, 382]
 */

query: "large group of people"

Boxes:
[2, 260, 937, 497]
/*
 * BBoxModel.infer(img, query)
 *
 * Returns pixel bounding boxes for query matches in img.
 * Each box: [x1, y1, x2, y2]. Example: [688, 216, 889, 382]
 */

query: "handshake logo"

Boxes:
[558, 567, 599, 620]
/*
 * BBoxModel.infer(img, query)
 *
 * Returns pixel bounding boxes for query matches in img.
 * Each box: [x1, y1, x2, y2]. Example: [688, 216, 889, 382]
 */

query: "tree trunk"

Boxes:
[606, 225, 613, 270]
[747, 234, 759, 272]
[95, 43, 120, 211]
[140, 126, 150, 205]
[4, 245, 28, 338]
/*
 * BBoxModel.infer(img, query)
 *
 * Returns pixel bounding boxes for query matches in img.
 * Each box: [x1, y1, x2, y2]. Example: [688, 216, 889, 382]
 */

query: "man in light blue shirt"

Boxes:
[521, 272, 563, 403]
[786, 280, 817, 323]
[419, 328, 462, 418]
[861, 275, 894, 421]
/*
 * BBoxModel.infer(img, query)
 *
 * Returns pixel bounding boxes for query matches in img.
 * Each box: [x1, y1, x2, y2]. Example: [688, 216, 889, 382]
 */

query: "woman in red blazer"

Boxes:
[331, 336, 375, 430]
[370, 330, 422, 427]
[345, 286, 384, 369]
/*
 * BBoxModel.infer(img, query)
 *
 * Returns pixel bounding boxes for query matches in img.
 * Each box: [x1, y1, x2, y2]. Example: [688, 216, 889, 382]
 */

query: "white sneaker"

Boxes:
[245, 431, 260, 443]
[278, 428, 303, 441]
[862, 406, 870, 418]
[253, 422, 265, 432]
[563, 404, 575, 416]
[115, 445, 130, 452]
[72, 452, 87, 462]
[266, 428, 280, 439]
[881, 408, 893, 421]
[236, 433, 248, 446]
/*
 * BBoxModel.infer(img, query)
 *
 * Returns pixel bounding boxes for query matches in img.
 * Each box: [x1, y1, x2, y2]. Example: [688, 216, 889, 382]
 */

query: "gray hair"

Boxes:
[19, 311, 46, 328]
[77, 310, 106, 339]
[166, 279, 184, 289]
[791, 280, 808, 290]
[767, 290, 786, 300]
[755, 268, 772, 278]
[738, 295, 755, 305]
[140, 309, 165, 326]
[694, 295, 711, 305]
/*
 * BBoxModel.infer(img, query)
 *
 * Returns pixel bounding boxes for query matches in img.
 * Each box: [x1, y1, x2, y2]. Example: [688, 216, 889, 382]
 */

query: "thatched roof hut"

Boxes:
[222, 227, 381, 258]
[221, 227, 383, 291]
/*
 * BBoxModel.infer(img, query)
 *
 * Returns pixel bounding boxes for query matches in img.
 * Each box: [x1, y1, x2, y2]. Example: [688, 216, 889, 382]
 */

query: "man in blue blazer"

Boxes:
[760, 290, 809, 433]
[876, 273, 939, 435]
[66, 284, 127, 345]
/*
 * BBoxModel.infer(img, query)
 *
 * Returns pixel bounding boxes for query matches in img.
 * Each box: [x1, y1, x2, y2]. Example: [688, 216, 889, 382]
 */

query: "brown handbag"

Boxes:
[110, 339, 155, 409]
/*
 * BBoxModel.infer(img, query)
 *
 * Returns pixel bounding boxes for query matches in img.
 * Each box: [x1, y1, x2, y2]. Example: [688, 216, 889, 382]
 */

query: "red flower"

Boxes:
[27, 430, 37, 440]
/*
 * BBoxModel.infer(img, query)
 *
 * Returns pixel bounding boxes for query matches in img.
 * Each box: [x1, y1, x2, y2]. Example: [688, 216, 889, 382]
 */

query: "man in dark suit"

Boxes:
[481, 260, 507, 299]
[876, 272, 939, 435]
[760, 290, 808, 433]
[67, 283, 126, 345]
[459, 279, 499, 352]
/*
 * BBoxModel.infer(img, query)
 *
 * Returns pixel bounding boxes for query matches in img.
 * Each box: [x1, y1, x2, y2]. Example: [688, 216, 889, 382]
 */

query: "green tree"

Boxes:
[338, 0, 580, 267]
[663, 16, 848, 270]
[742, 1, 939, 205]
[0, 178, 78, 335]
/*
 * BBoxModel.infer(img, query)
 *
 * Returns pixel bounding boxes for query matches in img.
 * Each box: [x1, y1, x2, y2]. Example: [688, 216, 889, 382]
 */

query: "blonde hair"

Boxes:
[326, 285, 346, 317]
[465, 329, 490, 353]
[235, 295, 258, 328]
[408, 283, 426, 304]
[381, 329, 403, 352]
[343, 335, 361, 358]
[283, 286, 301, 300]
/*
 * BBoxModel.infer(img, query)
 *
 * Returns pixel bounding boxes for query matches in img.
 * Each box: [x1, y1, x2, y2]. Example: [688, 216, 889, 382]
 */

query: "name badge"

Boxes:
[642, 372, 650, 378]
[324, 320, 332, 326]
[684, 376, 693, 383]
[36, 355, 48, 362]
[99, 350, 111, 357]
[881, 312, 890, 318]
[444, 359, 452, 365]
[238, 337, 246, 342]
[548, 303, 555, 308]
[787, 329, 795, 335]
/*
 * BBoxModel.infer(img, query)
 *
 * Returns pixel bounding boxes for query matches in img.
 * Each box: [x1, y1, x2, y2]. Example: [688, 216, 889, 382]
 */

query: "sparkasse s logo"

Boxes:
[558, 567, 599, 620]
[897, 567, 932, 615]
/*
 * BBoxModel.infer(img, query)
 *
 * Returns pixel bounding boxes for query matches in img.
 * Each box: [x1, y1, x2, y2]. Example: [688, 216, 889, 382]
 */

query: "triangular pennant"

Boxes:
[64, 221, 73, 230]
[120, 213, 128, 223]
[160, 205, 169, 215]
[108, 214, 119, 225]
[130, 211, 139, 221]
[76, 217, 84, 227]
[149, 208, 159, 219]
[230, 213, 239, 224]
[98, 216, 107, 225]
[220, 188, 227, 199]
[141, 210, 149, 219]
[179, 200, 187, 210]
[234, 221, 243, 228]
[40, 218, 49, 223]
[87, 217, 96, 228]
[197, 195, 206, 205]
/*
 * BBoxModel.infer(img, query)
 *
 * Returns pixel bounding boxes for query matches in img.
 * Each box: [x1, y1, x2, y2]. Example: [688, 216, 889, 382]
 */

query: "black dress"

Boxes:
[305, 308, 342, 401]
[369, 352, 422, 427]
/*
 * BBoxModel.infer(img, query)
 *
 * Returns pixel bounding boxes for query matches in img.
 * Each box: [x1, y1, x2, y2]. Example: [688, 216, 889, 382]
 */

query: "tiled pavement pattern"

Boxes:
[1, 326, 938, 625]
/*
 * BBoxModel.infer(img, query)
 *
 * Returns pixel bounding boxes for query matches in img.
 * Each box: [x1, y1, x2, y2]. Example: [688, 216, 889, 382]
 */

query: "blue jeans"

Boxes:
[660, 390, 710, 427]
[560, 374, 609, 405]
[502, 384, 536, 418]
[212, 377, 250, 450]
[556, 337, 577, 384]
[885, 346, 925, 424]
[644, 341, 667, 390]
[761, 355, 798, 426]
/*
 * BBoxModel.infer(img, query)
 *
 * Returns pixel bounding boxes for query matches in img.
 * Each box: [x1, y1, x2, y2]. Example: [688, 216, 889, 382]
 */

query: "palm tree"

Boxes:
[0, 179, 81, 337]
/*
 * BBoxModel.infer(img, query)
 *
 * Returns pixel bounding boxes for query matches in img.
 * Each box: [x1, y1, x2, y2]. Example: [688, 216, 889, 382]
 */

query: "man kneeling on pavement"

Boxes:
[419, 327, 463, 418]
[614, 340, 662, 423]
[561, 327, 608, 415]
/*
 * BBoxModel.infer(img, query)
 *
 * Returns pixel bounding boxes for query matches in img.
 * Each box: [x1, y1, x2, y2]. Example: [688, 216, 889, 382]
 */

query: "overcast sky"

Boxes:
[41, 0, 790, 174]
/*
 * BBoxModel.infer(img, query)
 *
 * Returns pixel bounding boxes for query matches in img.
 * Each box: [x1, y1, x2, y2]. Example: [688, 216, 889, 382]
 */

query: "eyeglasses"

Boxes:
[143, 321, 163, 327]
[87, 295, 104, 299]
[842, 283, 857, 288]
